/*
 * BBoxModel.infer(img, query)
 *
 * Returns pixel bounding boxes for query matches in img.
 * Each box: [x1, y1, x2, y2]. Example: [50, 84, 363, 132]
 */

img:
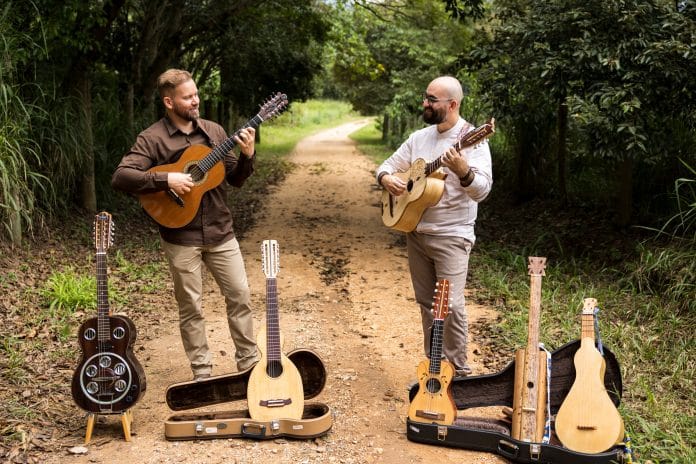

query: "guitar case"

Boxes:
[163, 348, 332, 440]
[406, 339, 629, 463]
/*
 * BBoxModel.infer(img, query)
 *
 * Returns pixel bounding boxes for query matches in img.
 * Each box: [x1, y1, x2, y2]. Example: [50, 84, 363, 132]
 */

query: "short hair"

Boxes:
[157, 69, 192, 98]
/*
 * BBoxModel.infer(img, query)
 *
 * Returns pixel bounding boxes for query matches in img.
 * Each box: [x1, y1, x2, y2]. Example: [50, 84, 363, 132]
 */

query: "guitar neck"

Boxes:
[197, 114, 264, 174]
[265, 277, 282, 362]
[424, 119, 494, 176]
[96, 251, 111, 342]
[581, 313, 595, 340]
[428, 319, 445, 374]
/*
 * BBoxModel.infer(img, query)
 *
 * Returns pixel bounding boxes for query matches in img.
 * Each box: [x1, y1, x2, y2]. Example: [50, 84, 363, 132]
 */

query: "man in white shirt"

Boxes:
[376, 75, 493, 376]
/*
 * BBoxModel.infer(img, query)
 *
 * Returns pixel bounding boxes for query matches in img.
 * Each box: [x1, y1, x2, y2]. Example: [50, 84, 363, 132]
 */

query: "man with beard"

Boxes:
[112, 68, 258, 380]
[376, 75, 492, 377]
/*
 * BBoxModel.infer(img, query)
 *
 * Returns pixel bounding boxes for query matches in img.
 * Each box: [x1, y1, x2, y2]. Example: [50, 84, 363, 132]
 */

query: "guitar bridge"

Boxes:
[415, 410, 445, 421]
[259, 398, 292, 408]
[576, 425, 598, 430]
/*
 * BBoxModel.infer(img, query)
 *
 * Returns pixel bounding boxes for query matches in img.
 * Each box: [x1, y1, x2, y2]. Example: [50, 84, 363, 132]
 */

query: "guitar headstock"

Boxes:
[431, 279, 450, 321]
[258, 92, 289, 122]
[94, 211, 114, 253]
[458, 117, 496, 149]
[261, 239, 280, 279]
[527, 256, 547, 276]
[582, 298, 598, 315]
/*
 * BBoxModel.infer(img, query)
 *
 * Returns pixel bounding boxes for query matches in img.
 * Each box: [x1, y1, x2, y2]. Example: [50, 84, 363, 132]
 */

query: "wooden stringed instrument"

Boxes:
[138, 93, 288, 229]
[511, 256, 548, 442]
[408, 279, 457, 425]
[380, 118, 495, 232]
[71, 212, 146, 413]
[554, 298, 625, 453]
[247, 239, 304, 420]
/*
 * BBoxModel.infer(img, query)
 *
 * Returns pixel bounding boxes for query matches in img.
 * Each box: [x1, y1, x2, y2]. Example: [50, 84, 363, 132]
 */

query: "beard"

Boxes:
[423, 106, 445, 124]
[172, 101, 199, 121]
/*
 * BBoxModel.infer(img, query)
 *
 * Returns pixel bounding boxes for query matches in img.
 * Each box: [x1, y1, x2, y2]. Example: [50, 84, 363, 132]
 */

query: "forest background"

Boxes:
[0, 0, 694, 462]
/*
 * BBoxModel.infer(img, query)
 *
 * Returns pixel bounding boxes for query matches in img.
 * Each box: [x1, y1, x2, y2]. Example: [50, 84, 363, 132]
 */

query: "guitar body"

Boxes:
[408, 358, 457, 425]
[139, 144, 224, 229]
[511, 347, 547, 441]
[71, 314, 146, 413]
[247, 330, 305, 421]
[381, 160, 447, 232]
[72, 212, 146, 414]
[247, 239, 304, 421]
[555, 337, 625, 453]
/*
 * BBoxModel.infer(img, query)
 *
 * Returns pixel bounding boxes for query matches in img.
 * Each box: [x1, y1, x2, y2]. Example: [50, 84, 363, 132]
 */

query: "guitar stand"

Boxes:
[84, 409, 134, 444]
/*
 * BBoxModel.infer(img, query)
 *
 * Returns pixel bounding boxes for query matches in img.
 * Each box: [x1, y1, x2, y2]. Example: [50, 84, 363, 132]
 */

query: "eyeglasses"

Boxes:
[423, 94, 453, 104]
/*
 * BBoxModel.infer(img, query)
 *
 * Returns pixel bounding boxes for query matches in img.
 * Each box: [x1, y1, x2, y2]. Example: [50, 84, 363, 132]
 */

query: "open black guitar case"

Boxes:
[163, 349, 332, 441]
[406, 339, 629, 463]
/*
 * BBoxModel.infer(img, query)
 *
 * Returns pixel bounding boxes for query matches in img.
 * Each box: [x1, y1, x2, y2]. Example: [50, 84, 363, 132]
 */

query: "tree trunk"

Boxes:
[556, 100, 568, 205]
[75, 73, 97, 213]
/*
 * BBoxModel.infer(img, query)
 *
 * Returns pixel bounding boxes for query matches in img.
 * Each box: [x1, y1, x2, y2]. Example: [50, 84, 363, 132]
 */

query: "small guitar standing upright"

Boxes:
[511, 256, 548, 443]
[381, 118, 495, 232]
[71, 212, 146, 415]
[554, 298, 625, 453]
[138, 93, 288, 229]
[247, 240, 304, 421]
[408, 279, 457, 425]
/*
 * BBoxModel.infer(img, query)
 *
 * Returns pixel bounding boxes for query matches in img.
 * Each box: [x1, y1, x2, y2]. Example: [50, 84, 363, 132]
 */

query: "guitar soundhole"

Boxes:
[79, 353, 133, 405]
[84, 328, 96, 341]
[266, 360, 284, 379]
[407, 179, 414, 192]
[426, 378, 442, 394]
[186, 164, 205, 183]
[113, 326, 125, 340]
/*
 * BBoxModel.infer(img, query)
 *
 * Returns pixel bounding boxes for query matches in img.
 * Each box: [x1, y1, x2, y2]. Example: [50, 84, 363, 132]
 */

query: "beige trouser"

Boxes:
[161, 237, 258, 377]
[406, 232, 473, 376]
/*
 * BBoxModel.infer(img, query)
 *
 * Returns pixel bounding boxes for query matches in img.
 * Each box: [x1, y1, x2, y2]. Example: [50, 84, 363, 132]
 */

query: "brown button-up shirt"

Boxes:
[112, 117, 255, 246]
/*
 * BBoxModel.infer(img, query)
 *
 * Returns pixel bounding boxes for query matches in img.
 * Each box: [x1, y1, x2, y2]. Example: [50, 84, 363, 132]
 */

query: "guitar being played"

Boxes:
[71, 212, 146, 414]
[137, 92, 288, 229]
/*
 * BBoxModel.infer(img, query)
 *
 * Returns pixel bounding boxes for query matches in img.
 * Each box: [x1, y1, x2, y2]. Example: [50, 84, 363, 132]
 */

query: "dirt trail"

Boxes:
[51, 120, 507, 463]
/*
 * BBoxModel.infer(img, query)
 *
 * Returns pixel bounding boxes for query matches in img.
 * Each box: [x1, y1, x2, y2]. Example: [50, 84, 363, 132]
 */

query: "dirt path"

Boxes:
[51, 120, 507, 463]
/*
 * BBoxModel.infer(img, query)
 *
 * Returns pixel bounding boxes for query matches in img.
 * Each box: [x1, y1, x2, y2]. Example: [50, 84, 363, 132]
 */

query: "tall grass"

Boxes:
[0, 5, 48, 243]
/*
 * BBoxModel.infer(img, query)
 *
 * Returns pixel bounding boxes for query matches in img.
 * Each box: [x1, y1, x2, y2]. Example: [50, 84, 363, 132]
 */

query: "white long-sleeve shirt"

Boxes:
[376, 117, 493, 243]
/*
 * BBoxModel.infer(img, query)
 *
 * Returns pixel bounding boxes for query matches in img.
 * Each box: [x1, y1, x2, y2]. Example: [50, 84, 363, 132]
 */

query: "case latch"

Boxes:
[437, 425, 448, 441]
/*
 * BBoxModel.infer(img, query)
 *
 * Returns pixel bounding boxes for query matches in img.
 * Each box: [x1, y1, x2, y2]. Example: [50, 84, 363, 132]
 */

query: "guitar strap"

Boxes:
[593, 306, 605, 356]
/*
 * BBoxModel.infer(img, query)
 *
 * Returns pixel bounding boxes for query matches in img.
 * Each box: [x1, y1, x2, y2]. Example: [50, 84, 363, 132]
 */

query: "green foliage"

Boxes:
[39, 267, 95, 341]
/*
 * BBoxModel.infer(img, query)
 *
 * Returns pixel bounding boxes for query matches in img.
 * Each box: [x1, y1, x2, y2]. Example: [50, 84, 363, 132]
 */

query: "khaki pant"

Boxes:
[406, 232, 472, 375]
[161, 237, 258, 377]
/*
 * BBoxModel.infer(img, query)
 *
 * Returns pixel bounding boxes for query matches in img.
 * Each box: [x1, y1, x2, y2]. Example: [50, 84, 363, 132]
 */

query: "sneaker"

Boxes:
[193, 373, 211, 381]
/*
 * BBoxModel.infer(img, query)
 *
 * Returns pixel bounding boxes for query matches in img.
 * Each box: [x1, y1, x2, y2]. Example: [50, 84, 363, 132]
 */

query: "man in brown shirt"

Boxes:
[112, 69, 258, 380]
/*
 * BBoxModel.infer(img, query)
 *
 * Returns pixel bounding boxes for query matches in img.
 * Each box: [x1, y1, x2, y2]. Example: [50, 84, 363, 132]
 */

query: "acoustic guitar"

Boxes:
[380, 118, 495, 232]
[511, 256, 548, 442]
[407, 279, 457, 425]
[554, 298, 625, 453]
[138, 93, 288, 229]
[247, 239, 304, 420]
[71, 212, 146, 413]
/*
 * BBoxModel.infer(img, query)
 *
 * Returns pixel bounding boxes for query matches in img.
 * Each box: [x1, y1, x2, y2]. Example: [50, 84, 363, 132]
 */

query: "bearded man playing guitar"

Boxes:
[376, 76, 493, 377]
[112, 69, 259, 380]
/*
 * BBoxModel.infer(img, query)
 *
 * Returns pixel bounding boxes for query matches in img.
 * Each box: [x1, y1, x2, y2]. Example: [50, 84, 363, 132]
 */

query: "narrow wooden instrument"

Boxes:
[380, 118, 495, 232]
[554, 298, 625, 453]
[71, 212, 146, 413]
[247, 239, 304, 420]
[511, 256, 548, 442]
[407, 279, 457, 425]
[138, 93, 288, 229]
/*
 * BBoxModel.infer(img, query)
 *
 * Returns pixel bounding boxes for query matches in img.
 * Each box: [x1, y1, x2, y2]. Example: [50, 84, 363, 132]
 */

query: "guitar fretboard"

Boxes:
[96, 251, 111, 343]
[428, 319, 445, 375]
[265, 277, 282, 363]
[195, 114, 265, 175]
[581, 313, 595, 340]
